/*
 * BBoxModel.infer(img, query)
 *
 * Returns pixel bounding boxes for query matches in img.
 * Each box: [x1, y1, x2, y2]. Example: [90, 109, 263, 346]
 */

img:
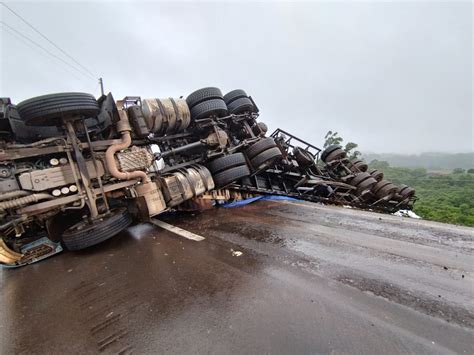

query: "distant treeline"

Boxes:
[369, 161, 474, 227]
[362, 152, 474, 171]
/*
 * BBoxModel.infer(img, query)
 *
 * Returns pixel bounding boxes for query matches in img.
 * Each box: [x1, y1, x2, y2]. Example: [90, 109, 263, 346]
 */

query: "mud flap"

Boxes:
[0, 237, 62, 268]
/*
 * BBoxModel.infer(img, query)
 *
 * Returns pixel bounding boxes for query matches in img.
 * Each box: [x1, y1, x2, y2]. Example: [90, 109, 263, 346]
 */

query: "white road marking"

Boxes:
[150, 219, 205, 241]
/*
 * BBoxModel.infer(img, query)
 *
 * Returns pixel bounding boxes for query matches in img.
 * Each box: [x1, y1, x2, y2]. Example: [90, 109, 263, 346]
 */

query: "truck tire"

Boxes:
[190, 99, 228, 120]
[223, 89, 248, 105]
[375, 183, 397, 199]
[350, 160, 368, 172]
[227, 97, 254, 115]
[321, 145, 341, 162]
[16, 92, 100, 126]
[213, 164, 250, 188]
[324, 148, 347, 163]
[250, 147, 282, 170]
[372, 180, 392, 194]
[245, 137, 277, 159]
[208, 153, 247, 174]
[350, 172, 372, 187]
[293, 147, 314, 167]
[186, 87, 223, 109]
[356, 177, 378, 193]
[62, 208, 132, 251]
[399, 185, 415, 199]
[370, 169, 384, 181]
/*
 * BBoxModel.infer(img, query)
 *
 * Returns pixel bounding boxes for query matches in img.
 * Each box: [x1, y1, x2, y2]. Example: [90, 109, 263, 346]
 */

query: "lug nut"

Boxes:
[69, 185, 78, 192]
[52, 189, 61, 197]
[61, 187, 70, 195]
[50, 158, 59, 166]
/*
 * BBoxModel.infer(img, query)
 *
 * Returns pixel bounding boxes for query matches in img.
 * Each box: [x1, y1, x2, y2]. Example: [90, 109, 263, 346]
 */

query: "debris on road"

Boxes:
[231, 249, 243, 257]
[393, 209, 422, 219]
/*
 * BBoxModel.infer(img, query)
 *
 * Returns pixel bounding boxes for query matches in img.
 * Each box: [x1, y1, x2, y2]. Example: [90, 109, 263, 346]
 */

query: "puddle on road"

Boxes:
[160, 206, 292, 247]
[213, 223, 287, 246]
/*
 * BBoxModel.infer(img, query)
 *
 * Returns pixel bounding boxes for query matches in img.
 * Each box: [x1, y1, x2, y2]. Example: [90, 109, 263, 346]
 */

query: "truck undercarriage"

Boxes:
[0, 88, 416, 266]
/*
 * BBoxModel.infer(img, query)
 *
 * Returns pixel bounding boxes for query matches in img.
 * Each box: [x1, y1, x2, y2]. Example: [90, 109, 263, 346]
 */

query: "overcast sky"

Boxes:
[1, 1, 472, 153]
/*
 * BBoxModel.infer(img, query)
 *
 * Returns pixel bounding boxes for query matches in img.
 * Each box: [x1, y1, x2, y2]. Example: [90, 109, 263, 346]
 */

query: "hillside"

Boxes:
[363, 152, 474, 171]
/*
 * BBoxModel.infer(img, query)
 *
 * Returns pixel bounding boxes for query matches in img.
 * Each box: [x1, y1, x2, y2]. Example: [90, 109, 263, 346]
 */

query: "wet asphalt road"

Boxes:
[1, 200, 473, 354]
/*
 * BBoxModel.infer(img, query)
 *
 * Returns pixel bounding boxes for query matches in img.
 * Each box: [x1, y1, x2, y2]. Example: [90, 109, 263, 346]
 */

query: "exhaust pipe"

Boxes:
[105, 111, 150, 183]
[105, 111, 166, 220]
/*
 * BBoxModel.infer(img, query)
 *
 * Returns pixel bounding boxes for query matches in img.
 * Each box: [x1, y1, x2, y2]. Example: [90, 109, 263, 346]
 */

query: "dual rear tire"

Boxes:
[186, 87, 228, 120]
[321, 145, 347, 163]
[207, 137, 283, 188]
[207, 153, 250, 188]
[224, 89, 254, 115]
[245, 137, 282, 171]
[186, 87, 256, 119]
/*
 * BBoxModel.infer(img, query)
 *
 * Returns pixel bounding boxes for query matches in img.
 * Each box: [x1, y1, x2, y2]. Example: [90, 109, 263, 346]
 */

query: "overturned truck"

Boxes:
[0, 88, 416, 266]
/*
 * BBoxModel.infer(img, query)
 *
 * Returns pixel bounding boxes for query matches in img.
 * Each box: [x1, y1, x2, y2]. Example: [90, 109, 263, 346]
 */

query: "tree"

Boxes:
[467, 168, 474, 174]
[344, 142, 361, 160]
[453, 168, 465, 174]
[323, 131, 343, 148]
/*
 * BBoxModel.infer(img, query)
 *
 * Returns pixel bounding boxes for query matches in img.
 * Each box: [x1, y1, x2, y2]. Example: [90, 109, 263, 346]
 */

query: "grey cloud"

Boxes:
[1, 1, 472, 153]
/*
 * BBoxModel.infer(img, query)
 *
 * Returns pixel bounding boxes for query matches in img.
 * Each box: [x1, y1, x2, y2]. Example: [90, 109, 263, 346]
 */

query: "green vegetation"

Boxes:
[370, 160, 474, 227]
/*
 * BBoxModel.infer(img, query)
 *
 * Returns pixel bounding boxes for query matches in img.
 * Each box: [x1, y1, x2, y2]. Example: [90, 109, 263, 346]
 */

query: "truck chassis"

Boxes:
[0, 88, 416, 266]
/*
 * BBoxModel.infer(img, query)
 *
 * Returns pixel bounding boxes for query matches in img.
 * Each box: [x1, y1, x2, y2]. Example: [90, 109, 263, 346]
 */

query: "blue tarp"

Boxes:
[222, 195, 300, 208]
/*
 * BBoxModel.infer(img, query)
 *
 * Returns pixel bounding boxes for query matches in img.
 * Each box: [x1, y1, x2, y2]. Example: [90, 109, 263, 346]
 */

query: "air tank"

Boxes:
[141, 98, 191, 136]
